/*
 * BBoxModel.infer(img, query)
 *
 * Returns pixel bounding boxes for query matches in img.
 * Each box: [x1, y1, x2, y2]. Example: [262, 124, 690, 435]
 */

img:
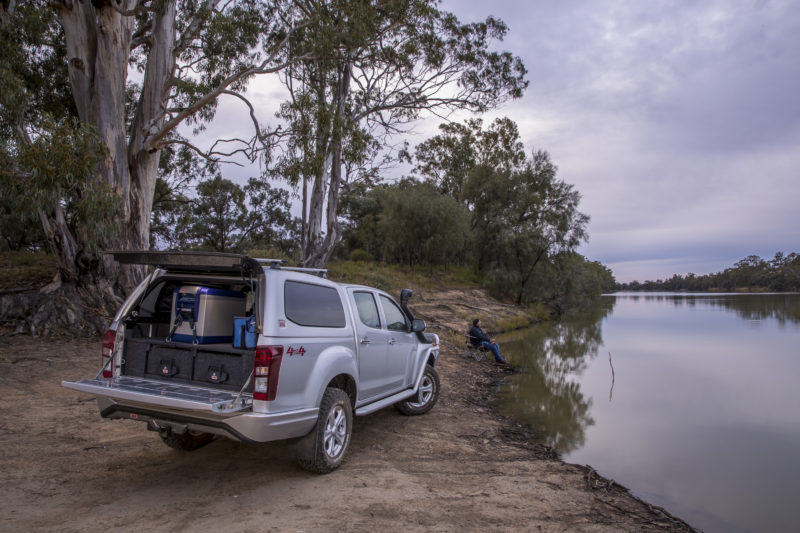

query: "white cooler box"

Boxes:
[169, 285, 246, 344]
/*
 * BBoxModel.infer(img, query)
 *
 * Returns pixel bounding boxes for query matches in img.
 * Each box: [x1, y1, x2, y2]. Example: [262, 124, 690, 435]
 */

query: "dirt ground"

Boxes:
[0, 338, 694, 532]
[0, 290, 696, 532]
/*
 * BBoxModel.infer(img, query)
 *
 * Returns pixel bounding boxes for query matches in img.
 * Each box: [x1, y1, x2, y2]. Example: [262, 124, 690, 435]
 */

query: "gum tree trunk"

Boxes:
[50, 0, 176, 293]
[302, 61, 352, 268]
[14, 0, 180, 333]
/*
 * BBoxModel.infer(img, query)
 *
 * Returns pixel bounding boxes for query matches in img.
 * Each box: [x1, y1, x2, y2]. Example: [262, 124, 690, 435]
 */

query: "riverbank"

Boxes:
[0, 286, 695, 531]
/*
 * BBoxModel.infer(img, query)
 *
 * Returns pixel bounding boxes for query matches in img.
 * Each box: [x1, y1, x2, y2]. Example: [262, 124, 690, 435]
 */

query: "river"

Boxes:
[493, 292, 800, 533]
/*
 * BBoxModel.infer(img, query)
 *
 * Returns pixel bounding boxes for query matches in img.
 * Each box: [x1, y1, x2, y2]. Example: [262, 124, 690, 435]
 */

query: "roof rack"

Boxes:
[253, 258, 288, 268]
[252, 258, 329, 278]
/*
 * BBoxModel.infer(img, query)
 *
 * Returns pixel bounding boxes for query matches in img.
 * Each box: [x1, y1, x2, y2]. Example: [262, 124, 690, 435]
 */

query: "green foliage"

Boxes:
[349, 249, 371, 262]
[337, 182, 384, 260]
[243, 177, 299, 255]
[378, 181, 472, 267]
[414, 117, 526, 199]
[524, 252, 616, 315]
[618, 252, 800, 292]
[0, 1, 108, 252]
[0, 1, 75, 137]
[412, 117, 607, 309]
[153, 174, 299, 255]
[337, 116, 612, 313]
[146, 0, 288, 127]
[185, 176, 249, 253]
[0, 117, 120, 254]
[272, 0, 527, 264]
[338, 180, 473, 267]
[417, 118, 590, 305]
[2, 0, 309, 286]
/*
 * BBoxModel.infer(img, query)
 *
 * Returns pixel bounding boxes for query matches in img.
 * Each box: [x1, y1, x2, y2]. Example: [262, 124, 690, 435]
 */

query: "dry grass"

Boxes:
[0, 251, 57, 291]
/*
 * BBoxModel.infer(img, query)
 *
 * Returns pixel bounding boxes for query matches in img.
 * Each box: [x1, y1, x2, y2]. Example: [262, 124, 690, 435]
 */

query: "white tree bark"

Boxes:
[302, 61, 352, 268]
[54, 0, 145, 287]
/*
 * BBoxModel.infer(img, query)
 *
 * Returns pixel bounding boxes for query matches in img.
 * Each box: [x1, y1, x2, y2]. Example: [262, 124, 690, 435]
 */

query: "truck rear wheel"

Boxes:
[159, 429, 214, 451]
[295, 387, 353, 474]
[395, 364, 440, 416]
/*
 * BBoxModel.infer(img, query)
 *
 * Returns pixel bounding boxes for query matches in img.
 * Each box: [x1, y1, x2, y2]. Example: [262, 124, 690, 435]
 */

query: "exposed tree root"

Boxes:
[0, 279, 121, 335]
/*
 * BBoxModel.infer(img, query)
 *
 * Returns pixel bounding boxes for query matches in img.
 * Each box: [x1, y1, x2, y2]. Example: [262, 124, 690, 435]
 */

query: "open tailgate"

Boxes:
[62, 376, 251, 414]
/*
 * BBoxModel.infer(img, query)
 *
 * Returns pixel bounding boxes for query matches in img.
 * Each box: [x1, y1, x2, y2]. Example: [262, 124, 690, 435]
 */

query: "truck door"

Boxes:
[378, 294, 415, 390]
[350, 290, 394, 400]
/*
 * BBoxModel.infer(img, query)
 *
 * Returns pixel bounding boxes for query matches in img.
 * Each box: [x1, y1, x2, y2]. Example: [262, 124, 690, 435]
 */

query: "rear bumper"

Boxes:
[62, 377, 318, 443]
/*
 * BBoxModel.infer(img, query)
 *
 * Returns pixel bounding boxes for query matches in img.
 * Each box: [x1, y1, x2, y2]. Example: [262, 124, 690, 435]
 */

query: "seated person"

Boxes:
[468, 318, 506, 363]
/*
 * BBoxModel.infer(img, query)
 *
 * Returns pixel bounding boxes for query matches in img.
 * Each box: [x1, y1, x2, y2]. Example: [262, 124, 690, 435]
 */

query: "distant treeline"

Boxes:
[616, 252, 800, 292]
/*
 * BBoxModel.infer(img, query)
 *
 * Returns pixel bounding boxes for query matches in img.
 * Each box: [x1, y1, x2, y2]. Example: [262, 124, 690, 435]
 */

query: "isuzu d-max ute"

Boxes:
[62, 252, 440, 473]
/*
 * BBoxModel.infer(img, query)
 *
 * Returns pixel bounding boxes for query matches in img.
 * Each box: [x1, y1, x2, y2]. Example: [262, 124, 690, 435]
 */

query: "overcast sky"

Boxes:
[203, 0, 800, 283]
[441, 0, 800, 282]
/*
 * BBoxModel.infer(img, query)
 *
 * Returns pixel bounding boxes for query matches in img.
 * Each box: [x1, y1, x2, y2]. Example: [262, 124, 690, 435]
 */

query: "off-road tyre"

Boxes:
[296, 387, 353, 474]
[159, 430, 214, 451]
[395, 364, 440, 416]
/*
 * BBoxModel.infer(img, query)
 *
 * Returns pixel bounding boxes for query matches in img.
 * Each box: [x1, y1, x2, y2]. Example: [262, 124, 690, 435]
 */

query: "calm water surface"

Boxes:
[494, 293, 800, 533]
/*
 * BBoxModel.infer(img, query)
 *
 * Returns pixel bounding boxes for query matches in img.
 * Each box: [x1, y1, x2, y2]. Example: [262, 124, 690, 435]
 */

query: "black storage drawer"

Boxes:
[122, 334, 254, 391]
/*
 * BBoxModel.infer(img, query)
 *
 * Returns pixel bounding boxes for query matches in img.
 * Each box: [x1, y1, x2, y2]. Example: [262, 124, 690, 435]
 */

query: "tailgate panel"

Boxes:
[62, 376, 251, 413]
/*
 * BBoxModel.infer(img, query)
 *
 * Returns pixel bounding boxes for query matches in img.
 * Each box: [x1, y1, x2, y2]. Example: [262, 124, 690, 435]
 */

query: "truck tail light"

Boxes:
[101, 329, 116, 378]
[254, 345, 283, 401]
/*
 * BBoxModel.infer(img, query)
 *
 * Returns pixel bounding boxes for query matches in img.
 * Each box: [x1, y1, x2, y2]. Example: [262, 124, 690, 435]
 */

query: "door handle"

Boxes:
[360, 337, 370, 345]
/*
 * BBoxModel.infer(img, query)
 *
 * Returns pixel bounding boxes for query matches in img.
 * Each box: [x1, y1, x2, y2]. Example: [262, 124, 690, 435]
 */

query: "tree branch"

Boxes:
[148, 22, 310, 150]
[174, 0, 220, 56]
[130, 16, 153, 49]
[160, 138, 246, 166]
[220, 89, 282, 150]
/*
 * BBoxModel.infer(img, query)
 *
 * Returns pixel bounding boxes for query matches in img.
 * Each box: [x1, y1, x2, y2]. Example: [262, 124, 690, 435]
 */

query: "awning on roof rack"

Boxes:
[108, 251, 263, 276]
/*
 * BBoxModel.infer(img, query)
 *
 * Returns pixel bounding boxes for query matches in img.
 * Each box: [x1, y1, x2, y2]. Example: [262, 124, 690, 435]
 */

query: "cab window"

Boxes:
[380, 295, 408, 331]
[354, 291, 381, 328]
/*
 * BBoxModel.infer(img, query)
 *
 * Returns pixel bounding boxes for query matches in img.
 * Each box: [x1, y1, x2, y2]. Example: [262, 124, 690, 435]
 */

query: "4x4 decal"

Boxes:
[286, 346, 306, 356]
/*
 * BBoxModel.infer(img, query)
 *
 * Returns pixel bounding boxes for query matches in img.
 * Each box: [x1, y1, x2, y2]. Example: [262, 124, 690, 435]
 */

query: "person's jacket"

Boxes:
[469, 324, 490, 346]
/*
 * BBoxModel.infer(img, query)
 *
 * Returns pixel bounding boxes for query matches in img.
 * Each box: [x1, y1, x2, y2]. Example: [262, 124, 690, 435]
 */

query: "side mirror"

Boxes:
[411, 318, 426, 333]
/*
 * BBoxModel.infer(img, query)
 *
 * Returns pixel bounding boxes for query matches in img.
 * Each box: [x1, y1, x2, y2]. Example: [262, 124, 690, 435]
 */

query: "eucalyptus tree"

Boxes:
[377, 180, 471, 267]
[2, 0, 310, 292]
[465, 153, 588, 305]
[414, 117, 527, 200]
[275, 0, 527, 267]
[154, 175, 297, 254]
[414, 117, 590, 305]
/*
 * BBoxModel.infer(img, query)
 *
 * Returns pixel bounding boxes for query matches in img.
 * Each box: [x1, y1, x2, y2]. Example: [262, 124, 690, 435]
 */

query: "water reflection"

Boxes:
[616, 292, 800, 326]
[495, 299, 615, 453]
[494, 293, 800, 533]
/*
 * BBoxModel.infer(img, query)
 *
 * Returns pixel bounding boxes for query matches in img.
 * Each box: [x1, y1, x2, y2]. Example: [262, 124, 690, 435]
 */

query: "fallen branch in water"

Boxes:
[608, 351, 616, 401]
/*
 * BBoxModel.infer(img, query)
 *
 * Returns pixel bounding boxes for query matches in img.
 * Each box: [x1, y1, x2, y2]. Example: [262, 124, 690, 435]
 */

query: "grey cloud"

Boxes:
[446, 0, 800, 281]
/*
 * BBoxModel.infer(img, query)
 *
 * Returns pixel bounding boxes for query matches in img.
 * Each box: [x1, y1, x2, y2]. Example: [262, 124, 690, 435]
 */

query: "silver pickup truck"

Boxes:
[62, 252, 440, 473]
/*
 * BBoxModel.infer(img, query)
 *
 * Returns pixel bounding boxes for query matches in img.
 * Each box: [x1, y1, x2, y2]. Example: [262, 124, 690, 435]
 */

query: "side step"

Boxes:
[62, 376, 252, 414]
[355, 388, 416, 416]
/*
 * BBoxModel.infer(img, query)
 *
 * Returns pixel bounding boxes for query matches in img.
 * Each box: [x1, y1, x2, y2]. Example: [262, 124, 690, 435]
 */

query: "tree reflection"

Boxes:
[496, 298, 614, 453]
[622, 293, 800, 326]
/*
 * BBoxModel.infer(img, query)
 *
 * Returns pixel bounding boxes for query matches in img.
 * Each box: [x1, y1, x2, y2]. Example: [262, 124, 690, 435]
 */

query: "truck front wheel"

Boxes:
[295, 387, 353, 474]
[395, 364, 440, 416]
